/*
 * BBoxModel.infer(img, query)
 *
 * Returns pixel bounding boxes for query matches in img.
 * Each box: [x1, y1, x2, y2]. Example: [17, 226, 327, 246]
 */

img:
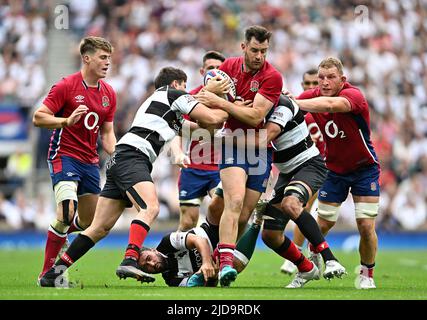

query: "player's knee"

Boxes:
[57, 199, 77, 226]
[356, 218, 376, 239]
[261, 229, 281, 249]
[317, 216, 335, 234]
[54, 181, 78, 224]
[280, 196, 303, 220]
[179, 208, 198, 231]
[227, 194, 244, 213]
[147, 202, 160, 217]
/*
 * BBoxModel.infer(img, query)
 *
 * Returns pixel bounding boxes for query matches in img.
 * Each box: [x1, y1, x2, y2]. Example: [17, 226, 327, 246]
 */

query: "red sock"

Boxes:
[125, 220, 150, 260]
[218, 243, 235, 270]
[360, 264, 374, 278]
[279, 239, 312, 273]
[40, 228, 67, 277]
[309, 241, 329, 254]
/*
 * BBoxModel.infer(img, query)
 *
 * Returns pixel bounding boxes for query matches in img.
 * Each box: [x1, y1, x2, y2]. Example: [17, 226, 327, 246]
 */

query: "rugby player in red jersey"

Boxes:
[295, 57, 380, 289]
[33, 36, 117, 285]
[195, 25, 283, 287]
[176, 51, 226, 232]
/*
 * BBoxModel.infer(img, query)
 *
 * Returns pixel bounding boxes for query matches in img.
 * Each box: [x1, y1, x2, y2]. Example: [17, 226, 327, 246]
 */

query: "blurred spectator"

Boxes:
[4, 149, 32, 189]
[0, 0, 48, 106]
[391, 174, 427, 230]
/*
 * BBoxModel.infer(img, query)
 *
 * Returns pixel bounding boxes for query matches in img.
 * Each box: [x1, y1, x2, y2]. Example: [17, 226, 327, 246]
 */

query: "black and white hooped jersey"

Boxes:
[116, 86, 199, 163]
[268, 95, 320, 173]
[156, 222, 219, 287]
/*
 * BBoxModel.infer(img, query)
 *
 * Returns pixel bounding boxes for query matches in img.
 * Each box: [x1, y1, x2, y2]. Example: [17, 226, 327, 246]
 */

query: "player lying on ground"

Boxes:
[137, 213, 263, 287]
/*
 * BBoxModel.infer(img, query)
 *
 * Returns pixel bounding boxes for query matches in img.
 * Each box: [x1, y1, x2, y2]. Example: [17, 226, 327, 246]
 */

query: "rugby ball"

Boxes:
[203, 69, 236, 102]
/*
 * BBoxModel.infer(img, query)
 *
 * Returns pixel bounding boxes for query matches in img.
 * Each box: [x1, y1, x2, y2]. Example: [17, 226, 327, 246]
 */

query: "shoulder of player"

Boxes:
[99, 79, 116, 94]
[220, 56, 242, 72]
[167, 88, 190, 101]
[257, 64, 283, 84]
[339, 82, 365, 97]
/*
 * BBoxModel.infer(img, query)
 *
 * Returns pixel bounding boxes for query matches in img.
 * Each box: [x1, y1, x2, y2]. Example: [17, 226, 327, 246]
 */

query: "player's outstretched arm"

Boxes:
[295, 96, 351, 113]
[33, 104, 88, 129]
[100, 121, 116, 155]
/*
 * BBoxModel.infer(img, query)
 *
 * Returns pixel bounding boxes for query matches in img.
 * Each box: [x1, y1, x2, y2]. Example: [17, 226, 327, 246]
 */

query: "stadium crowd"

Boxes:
[1, 0, 427, 231]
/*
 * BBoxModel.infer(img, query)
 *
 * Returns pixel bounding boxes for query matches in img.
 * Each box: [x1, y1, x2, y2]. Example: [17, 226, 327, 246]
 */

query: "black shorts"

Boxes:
[100, 144, 153, 207]
[264, 155, 327, 231]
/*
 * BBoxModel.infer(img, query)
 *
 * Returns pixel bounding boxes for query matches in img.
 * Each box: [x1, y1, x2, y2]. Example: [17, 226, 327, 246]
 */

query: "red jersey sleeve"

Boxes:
[339, 87, 366, 114]
[257, 72, 282, 105]
[42, 78, 67, 114]
[297, 88, 319, 100]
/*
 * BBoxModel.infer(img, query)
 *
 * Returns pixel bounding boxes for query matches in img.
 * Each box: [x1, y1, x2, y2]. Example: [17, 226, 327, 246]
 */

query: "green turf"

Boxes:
[0, 249, 426, 300]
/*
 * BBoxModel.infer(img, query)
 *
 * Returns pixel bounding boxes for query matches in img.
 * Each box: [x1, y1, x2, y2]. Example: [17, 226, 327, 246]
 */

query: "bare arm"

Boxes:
[100, 121, 116, 155]
[189, 103, 229, 126]
[168, 135, 190, 168]
[295, 96, 351, 113]
[33, 104, 88, 129]
[186, 233, 215, 281]
[247, 120, 283, 149]
[196, 90, 274, 127]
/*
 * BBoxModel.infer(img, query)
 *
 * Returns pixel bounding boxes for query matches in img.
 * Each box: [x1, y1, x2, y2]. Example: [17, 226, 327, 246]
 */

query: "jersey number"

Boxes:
[325, 120, 346, 139]
[84, 112, 100, 133]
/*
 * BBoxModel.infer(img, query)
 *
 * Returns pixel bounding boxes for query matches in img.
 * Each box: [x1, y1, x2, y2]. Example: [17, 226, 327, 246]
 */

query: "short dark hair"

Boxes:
[244, 25, 272, 43]
[202, 51, 226, 64]
[79, 36, 113, 56]
[154, 67, 187, 89]
[303, 68, 318, 79]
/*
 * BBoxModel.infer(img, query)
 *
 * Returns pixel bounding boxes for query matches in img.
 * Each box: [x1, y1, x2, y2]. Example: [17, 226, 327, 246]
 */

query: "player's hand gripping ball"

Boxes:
[203, 69, 236, 102]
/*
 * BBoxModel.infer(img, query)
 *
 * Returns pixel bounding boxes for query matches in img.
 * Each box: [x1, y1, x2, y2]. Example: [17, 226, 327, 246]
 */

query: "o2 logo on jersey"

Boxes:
[324, 120, 346, 139]
[84, 111, 100, 133]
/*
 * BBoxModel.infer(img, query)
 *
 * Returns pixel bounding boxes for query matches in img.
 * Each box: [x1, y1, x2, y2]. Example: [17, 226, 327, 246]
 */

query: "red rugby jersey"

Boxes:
[182, 85, 219, 171]
[298, 82, 379, 174]
[219, 56, 282, 131]
[304, 112, 326, 158]
[43, 71, 116, 164]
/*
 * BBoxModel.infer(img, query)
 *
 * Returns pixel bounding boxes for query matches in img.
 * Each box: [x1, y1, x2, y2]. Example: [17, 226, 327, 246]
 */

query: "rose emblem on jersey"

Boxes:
[250, 80, 259, 92]
[102, 96, 110, 107]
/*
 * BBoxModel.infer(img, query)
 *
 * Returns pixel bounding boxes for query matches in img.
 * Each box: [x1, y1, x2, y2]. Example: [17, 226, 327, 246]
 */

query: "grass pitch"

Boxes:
[0, 249, 426, 300]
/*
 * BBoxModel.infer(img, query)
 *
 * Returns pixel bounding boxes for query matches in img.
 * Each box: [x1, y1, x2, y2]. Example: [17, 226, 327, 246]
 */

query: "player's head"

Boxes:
[241, 25, 272, 73]
[79, 36, 113, 79]
[317, 57, 346, 96]
[301, 69, 319, 91]
[200, 51, 226, 76]
[154, 67, 187, 90]
[138, 247, 169, 274]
